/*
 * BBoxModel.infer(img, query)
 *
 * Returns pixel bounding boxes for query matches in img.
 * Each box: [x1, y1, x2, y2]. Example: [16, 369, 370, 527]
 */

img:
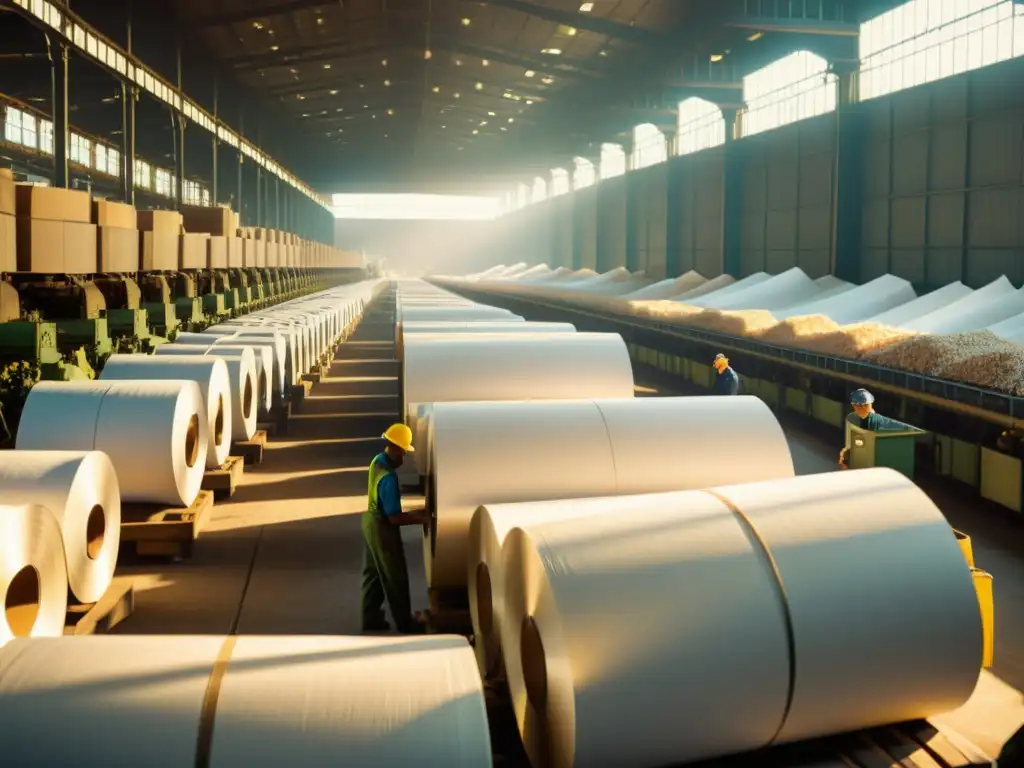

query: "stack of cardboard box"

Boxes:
[0, 169, 14, 272]
[177, 204, 240, 271]
[15, 184, 97, 273]
[93, 198, 138, 273]
[138, 210, 182, 271]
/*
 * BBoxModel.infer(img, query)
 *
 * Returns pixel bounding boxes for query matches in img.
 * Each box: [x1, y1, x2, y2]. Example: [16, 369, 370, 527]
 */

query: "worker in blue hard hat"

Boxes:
[711, 353, 740, 396]
[839, 388, 913, 469]
[361, 423, 428, 634]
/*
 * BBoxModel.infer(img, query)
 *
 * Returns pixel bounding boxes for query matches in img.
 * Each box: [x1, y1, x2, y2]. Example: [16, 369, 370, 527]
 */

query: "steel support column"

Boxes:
[50, 40, 69, 188]
[275, 177, 281, 228]
[830, 63, 863, 283]
[255, 126, 263, 226]
[212, 78, 219, 203]
[121, 84, 136, 204]
[721, 107, 742, 278]
[174, 116, 185, 209]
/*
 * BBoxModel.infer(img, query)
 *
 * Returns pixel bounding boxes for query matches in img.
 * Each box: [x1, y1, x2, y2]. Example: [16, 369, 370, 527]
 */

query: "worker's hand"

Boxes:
[838, 448, 848, 469]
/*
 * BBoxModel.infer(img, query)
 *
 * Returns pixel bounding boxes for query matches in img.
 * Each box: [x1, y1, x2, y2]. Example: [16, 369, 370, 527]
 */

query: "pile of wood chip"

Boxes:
[625, 300, 705, 323]
[755, 315, 840, 346]
[942, 349, 1024, 395]
[797, 322, 919, 359]
[864, 330, 1021, 380]
[687, 309, 777, 336]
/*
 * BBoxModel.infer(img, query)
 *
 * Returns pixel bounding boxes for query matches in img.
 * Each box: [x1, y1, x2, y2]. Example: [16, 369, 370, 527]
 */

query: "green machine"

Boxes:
[6, 275, 113, 364]
[197, 271, 234, 320]
[93, 275, 149, 345]
[845, 420, 927, 480]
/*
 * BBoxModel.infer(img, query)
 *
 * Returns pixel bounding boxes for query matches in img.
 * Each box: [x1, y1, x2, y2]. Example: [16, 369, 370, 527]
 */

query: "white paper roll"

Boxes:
[0, 634, 493, 767]
[0, 504, 68, 647]
[17, 380, 209, 507]
[230, 332, 287, 395]
[209, 344, 273, 414]
[499, 469, 983, 768]
[213, 350, 259, 441]
[99, 354, 233, 469]
[173, 332, 225, 346]
[405, 332, 635, 472]
[0, 451, 120, 604]
[428, 396, 793, 588]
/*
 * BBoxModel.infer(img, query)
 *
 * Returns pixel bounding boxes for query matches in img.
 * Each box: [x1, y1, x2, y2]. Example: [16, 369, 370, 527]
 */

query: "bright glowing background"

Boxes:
[331, 193, 503, 221]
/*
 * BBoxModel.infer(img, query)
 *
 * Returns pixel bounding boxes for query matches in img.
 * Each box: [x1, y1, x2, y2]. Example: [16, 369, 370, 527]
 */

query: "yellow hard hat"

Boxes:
[382, 423, 415, 452]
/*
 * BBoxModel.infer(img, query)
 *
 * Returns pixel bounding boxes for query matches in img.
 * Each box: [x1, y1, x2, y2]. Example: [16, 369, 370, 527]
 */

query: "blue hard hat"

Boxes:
[850, 388, 874, 406]
[713, 353, 727, 362]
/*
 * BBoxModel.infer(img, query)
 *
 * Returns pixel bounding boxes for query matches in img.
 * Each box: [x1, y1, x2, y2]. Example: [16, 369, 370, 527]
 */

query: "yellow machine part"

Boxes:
[972, 568, 995, 669]
[954, 529, 975, 568]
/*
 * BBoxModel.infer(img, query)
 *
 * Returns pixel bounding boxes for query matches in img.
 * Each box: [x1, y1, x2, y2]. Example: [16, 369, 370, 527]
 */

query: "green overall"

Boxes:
[360, 455, 414, 631]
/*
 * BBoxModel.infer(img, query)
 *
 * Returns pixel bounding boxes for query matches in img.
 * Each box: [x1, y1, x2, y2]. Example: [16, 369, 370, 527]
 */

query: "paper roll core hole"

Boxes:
[476, 563, 494, 637]
[214, 394, 225, 445]
[5, 565, 41, 637]
[86, 504, 106, 560]
[243, 375, 254, 419]
[185, 414, 201, 469]
[521, 616, 548, 710]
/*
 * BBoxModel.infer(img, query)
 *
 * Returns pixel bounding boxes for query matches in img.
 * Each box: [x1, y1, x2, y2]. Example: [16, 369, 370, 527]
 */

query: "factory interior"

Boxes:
[1, 0, 1024, 766]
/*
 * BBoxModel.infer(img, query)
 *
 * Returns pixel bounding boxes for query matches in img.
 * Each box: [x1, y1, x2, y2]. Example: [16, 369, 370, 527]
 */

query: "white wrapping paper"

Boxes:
[0, 451, 120, 604]
[209, 344, 273, 414]
[0, 634, 493, 767]
[99, 355, 233, 468]
[0, 504, 68, 646]
[428, 396, 793, 588]
[499, 469, 983, 768]
[17, 380, 209, 507]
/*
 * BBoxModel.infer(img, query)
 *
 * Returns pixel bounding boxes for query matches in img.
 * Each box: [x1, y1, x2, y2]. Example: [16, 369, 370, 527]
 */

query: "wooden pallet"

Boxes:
[200, 455, 244, 500]
[426, 587, 474, 636]
[290, 380, 312, 409]
[64, 576, 135, 636]
[119, 490, 214, 558]
[233, 429, 267, 465]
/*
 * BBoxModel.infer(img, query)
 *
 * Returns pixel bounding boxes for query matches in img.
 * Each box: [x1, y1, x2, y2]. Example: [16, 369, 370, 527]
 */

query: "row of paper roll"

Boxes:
[392, 278, 988, 767]
[0, 281, 388, 654]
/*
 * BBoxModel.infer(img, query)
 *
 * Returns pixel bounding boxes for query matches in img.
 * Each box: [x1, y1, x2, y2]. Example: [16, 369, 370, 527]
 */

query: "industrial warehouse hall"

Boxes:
[1, 0, 1024, 766]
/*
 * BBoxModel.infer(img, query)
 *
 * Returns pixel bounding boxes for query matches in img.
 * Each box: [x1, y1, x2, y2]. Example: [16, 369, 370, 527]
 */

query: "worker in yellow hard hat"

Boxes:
[361, 423, 428, 634]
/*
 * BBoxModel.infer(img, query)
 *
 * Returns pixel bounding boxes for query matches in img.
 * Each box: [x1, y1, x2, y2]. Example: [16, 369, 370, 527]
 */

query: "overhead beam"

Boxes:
[430, 38, 598, 79]
[472, 0, 662, 43]
[725, 18, 860, 36]
[237, 42, 394, 71]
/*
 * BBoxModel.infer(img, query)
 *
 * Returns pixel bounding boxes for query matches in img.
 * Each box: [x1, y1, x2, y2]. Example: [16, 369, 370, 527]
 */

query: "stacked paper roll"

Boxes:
[428, 396, 793, 587]
[173, 332, 224, 346]
[99, 355, 233, 469]
[0, 634, 493, 767]
[0, 451, 120, 604]
[500, 469, 983, 768]
[209, 344, 273, 414]
[0, 503, 68, 646]
[404, 333, 635, 477]
[230, 332, 288, 395]
[17, 380, 208, 506]
[206, 349, 258, 441]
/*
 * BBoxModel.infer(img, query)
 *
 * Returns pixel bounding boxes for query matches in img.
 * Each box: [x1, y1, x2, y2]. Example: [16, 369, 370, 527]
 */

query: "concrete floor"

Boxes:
[111, 326, 1024, 759]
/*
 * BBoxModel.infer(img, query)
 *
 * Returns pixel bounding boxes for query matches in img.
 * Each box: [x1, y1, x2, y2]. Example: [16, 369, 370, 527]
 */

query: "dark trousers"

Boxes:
[360, 511, 414, 631]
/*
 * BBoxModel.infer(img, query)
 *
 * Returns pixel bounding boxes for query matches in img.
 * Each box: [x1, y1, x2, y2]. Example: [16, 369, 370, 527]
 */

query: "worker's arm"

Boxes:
[378, 473, 429, 526]
[866, 412, 915, 432]
[725, 370, 740, 396]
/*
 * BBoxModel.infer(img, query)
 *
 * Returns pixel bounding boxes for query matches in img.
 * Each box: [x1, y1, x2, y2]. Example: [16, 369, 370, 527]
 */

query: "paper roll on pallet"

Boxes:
[231, 332, 288, 395]
[428, 396, 793, 588]
[0, 452, 119, 604]
[499, 469, 983, 768]
[16, 380, 209, 507]
[0, 504, 68, 646]
[405, 333, 635, 478]
[99, 355, 233, 469]
[209, 345, 273, 414]
[0, 634, 493, 767]
[173, 332, 225, 346]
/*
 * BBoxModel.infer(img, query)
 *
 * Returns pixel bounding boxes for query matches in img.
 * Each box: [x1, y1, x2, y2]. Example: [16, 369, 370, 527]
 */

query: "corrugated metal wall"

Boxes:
[494, 57, 1024, 290]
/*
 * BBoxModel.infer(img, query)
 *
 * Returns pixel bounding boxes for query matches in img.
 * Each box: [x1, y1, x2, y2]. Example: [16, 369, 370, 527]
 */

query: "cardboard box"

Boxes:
[180, 205, 236, 237]
[266, 242, 279, 268]
[92, 199, 137, 229]
[0, 213, 14, 272]
[15, 185, 91, 223]
[179, 233, 210, 270]
[98, 225, 139, 273]
[207, 236, 228, 269]
[138, 210, 183, 236]
[227, 237, 243, 268]
[255, 240, 267, 268]
[241, 239, 257, 268]
[16, 218, 97, 273]
[0, 174, 14, 216]
[140, 231, 179, 271]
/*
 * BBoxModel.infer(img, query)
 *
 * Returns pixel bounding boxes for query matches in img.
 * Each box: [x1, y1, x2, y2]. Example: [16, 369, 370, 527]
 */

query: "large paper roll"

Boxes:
[0, 504, 68, 647]
[210, 350, 258, 441]
[405, 332, 635, 474]
[209, 344, 273, 414]
[99, 354, 233, 469]
[428, 396, 793, 588]
[0, 634, 493, 767]
[0, 452, 119, 604]
[231, 332, 288, 395]
[17, 380, 209, 507]
[173, 332, 225, 346]
[499, 469, 983, 768]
